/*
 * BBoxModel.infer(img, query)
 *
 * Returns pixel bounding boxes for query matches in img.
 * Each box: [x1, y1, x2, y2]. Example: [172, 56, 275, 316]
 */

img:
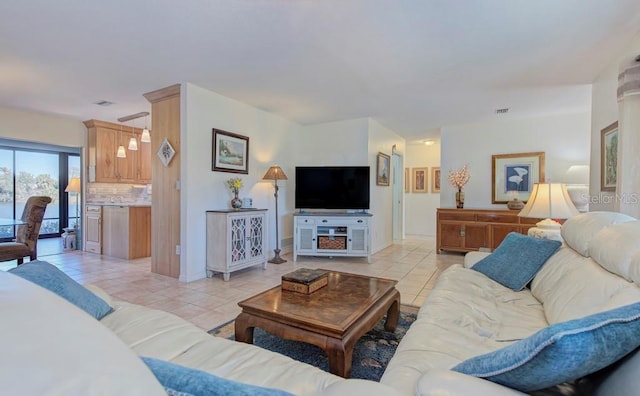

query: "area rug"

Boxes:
[208, 305, 418, 381]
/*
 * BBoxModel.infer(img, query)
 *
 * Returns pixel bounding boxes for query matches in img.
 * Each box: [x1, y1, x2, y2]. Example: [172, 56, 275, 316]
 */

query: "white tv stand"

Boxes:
[293, 212, 372, 263]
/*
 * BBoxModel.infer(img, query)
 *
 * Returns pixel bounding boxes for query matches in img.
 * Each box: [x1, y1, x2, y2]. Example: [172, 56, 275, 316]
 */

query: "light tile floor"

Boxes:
[2, 236, 464, 331]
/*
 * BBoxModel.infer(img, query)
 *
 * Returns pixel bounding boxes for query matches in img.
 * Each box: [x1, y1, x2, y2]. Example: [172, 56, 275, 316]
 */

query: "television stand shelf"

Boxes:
[293, 213, 372, 263]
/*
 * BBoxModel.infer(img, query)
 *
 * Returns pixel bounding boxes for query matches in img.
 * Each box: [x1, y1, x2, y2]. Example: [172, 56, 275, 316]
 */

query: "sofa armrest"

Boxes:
[463, 251, 491, 268]
[321, 379, 401, 396]
[416, 369, 526, 396]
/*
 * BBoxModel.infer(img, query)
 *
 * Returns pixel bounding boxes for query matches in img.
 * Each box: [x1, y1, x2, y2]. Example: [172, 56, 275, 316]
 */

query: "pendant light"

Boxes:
[116, 124, 126, 158]
[128, 122, 138, 151]
[141, 114, 151, 143]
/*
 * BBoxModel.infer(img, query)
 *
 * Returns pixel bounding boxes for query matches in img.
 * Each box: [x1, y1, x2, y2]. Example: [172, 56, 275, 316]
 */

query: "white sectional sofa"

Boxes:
[381, 211, 640, 395]
[0, 263, 397, 395]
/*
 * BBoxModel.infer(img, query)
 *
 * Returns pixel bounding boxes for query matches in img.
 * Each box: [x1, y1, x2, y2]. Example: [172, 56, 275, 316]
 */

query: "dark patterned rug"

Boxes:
[208, 305, 418, 381]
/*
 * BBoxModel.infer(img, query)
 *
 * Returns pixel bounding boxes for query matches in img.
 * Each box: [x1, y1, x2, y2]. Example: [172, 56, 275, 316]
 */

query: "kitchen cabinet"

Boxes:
[206, 209, 268, 281]
[84, 119, 151, 184]
[102, 205, 151, 259]
[436, 208, 542, 253]
[84, 205, 102, 254]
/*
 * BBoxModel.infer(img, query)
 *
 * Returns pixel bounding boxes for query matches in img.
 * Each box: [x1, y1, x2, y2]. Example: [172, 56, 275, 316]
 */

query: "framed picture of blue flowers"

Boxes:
[492, 152, 545, 204]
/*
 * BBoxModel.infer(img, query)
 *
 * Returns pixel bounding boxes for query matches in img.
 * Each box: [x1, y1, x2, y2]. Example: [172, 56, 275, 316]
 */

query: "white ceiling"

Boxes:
[1, 1, 640, 143]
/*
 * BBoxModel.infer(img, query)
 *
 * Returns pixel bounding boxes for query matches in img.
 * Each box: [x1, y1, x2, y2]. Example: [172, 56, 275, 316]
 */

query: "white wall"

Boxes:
[294, 118, 369, 165]
[367, 118, 405, 253]
[405, 141, 441, 236]
[0, 106, 86, 148]
[590, 31, 640, 211]
[180, 83, 300, 282]
[441, 112, 591, 209]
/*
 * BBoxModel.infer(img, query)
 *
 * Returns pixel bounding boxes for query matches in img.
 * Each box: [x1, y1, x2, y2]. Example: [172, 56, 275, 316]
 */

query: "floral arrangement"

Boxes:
[226, 177, 243, 195]
[448, 165, 471, 191]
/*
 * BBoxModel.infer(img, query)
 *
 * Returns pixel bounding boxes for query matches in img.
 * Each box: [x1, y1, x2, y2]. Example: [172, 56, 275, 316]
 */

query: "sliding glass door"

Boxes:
[0, 145, 79, 241]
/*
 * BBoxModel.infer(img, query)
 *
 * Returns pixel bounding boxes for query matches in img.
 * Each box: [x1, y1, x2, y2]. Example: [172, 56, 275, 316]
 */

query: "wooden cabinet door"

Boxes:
[490, 224, 520, 250]
[102, 206, 130, 259]
[95, 128, 119, 182]
[463, 224, 488, 250]
[439, 222, 464, 250]
[139, 136, 152, 183]
[118, 130, 139, 183]
[84, 206, 102, 254]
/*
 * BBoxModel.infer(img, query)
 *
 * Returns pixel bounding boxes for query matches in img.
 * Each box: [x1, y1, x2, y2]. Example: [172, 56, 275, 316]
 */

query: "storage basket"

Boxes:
[318, 236, 346, 250]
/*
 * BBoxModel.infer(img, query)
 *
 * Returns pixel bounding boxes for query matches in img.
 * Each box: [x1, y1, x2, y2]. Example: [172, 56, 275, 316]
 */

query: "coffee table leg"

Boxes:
[326, 338, 352, 378]
[384, 292, 401, 332]
[234, 313, 255, 344]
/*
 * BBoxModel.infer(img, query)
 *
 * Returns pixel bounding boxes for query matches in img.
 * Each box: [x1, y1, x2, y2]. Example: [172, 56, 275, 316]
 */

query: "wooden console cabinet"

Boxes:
[436, 208, 542, 253]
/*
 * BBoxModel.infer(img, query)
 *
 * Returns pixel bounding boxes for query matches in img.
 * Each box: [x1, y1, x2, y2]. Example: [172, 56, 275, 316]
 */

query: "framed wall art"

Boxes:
[404, 168, 410, 192]
[157, 137, 176, 168]
[412, 167, 428, 193]
[600, 121, 618, 192]
[212, 129, 249, 174]
[376, 152, 390, 186]
[492, 152, 545, 204]
[431, 167, 441, 193]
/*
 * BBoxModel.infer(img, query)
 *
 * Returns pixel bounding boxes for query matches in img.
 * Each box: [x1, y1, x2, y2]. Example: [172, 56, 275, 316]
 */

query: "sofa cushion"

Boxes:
[530, 247, 640, 324]
[100, 299, 344, 395]
[451, 302, 640, 392]
[380, 264, 547, 395]
[471, 232, 561, 291]
[9, 260, 113, 320]
[141, 356, 293, 396]
[0, 271, 166, 395]
[588, 221, 640, 285]
[561, 211, 635, 257]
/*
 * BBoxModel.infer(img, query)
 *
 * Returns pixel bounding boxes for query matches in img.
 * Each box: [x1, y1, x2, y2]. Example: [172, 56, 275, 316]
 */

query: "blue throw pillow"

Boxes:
[9, 260, 113, 320]
[141, 357, 293, 396]
[471, 232, 561, 291]
[452, 302, 640, 392]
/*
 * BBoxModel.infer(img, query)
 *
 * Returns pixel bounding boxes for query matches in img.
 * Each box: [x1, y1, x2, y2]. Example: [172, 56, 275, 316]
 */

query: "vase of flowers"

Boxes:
[448, 165, 471, 209]
[226, 177, 243, 209]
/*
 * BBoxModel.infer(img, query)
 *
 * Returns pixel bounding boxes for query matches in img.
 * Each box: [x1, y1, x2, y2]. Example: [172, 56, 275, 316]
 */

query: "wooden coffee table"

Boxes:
[235, 270, 400, 378]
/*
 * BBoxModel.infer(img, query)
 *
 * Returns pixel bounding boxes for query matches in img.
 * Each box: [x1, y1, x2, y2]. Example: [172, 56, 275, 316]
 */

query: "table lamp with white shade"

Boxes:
[518, 183, 579, 241]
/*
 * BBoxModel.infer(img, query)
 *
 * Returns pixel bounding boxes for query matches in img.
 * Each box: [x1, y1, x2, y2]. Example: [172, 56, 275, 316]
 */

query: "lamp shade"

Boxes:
[128, 137, 138, 151]
[141, 128, 151, 143]
[65, 177, 81, 193]
[116, 145, 126, 158]
[263, 165, 288, 181]
[518, 183, 579, 220]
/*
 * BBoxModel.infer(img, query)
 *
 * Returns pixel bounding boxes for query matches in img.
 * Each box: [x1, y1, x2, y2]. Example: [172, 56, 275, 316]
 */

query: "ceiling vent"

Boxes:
[495, 108, 509, 114]
[93, 100, 115, 107]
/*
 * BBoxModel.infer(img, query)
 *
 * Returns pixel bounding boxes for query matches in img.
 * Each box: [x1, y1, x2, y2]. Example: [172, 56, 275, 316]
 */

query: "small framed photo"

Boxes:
[376, 152, 390, 186]
[600, 121, 618, 192]
[212, 129, 249, 174]
[157, 137, 176, 168]
[404, 168, 410, 192]
[431, 167, 441, 193]
[412, 167, 428, 193]
[492, 152, 545, 203]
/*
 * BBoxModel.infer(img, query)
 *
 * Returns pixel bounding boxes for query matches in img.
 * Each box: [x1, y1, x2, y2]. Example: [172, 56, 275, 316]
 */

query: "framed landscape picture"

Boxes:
[212, 129, 249, 174]
[412, 167, 428, 193]
[376, 152, 390, 186]
[431, 167, 440, 193]
[492, 152, 545, 203]
[600, 121, 618, 192]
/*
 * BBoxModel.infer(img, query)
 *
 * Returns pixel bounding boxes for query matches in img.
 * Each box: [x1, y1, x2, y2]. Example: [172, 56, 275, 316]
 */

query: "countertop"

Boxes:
[86, 202, 151, 207]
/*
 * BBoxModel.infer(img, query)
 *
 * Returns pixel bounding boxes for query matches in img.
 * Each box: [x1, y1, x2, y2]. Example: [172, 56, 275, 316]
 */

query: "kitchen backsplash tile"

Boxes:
[87, 183, 151, 204]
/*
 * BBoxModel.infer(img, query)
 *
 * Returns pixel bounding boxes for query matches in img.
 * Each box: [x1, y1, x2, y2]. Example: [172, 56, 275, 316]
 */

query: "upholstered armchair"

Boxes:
[0, 196, 52, 264]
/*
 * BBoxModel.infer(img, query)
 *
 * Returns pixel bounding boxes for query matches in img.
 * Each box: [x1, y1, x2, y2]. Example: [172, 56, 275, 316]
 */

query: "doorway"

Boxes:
[392, 152, 404, 240]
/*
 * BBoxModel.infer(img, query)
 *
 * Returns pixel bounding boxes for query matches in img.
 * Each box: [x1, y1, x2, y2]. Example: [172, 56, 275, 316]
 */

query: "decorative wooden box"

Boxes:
[281, 268, 329, 294]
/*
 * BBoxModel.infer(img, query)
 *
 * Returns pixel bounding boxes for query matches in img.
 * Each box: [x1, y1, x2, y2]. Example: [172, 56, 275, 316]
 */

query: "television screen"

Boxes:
[295, 166, 370, 210]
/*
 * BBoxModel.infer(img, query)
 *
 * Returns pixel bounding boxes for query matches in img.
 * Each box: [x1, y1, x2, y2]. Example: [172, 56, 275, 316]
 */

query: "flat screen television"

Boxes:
[295, 166, 370, 210]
